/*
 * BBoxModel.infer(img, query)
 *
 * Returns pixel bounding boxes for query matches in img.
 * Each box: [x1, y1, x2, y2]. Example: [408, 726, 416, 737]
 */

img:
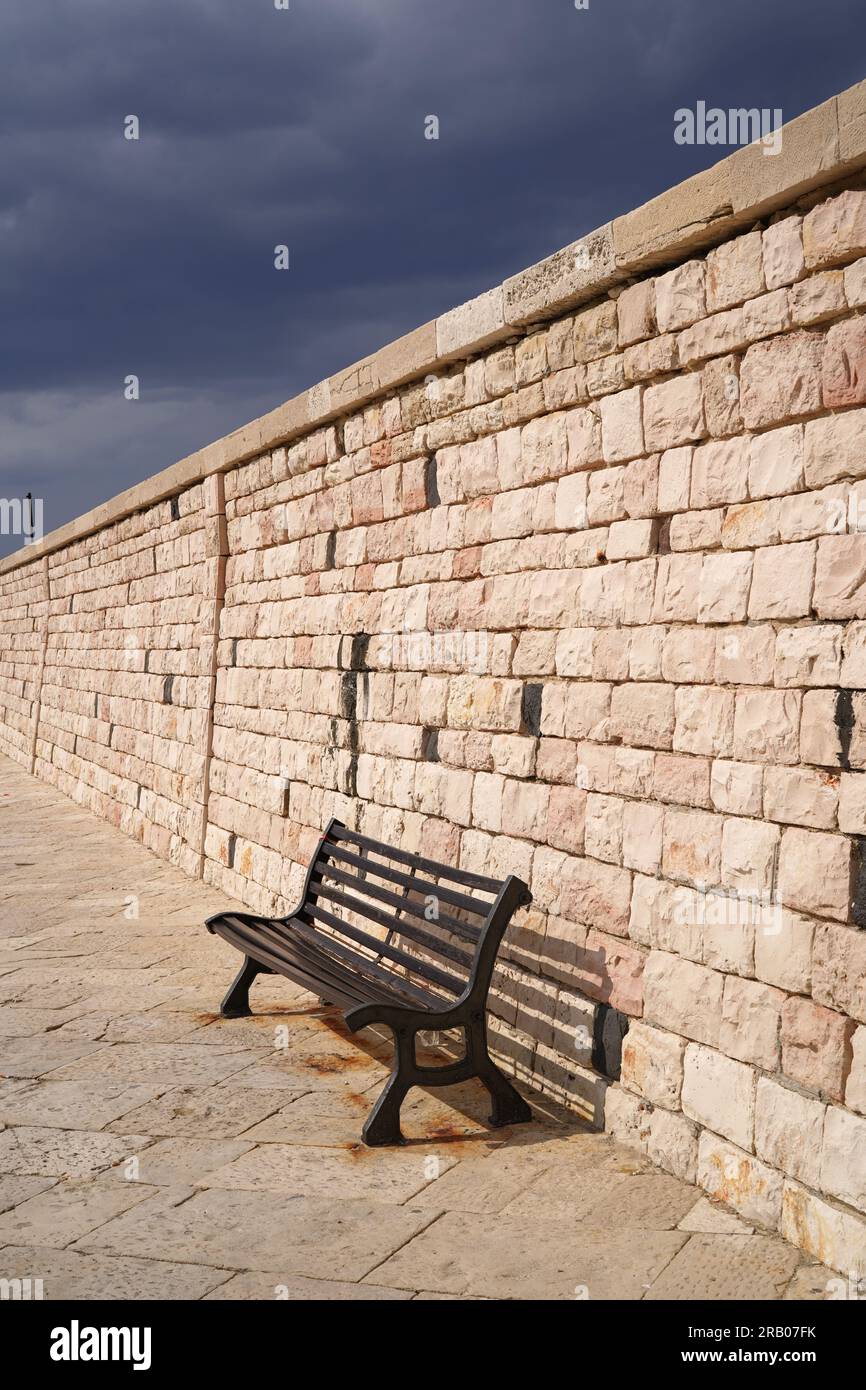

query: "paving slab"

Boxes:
[643, 1233, 802, 1301]
[0, 1173, 158, 1248]
[0, 1125, 153, 1180]
[0, 1004, 85, 1037]
[74, 1187, 440, 1281]
[578, 1172, 702, 1231]
[50, 1010, 206, 1044]
[183, 1006, 342, 1047]
[235, 1086, 509, 1155]
[0, 753, 826, 1300]
[197, 1141, 459, 1202]
[47, 1041, 259, 1088]
[0, 1244, 231, 1300]
[0, 1079, 163, 1130]
[237, 1089, 375, 1146]
[783, 1264, 841, 1300]
[221, 1047, 389, 1093]
[365, 1211, 689, 1300]
[409, 1140, 567, 1214]
[105, 1136, 257, 1187]
[500, 1144, 645, 1220]
[0, 1174, 58, 1213]
[203, 1270, 414, 1300]
[0, 1035, 107, 1078]
[106, 1085, 294, 1139]
[679, 1195, 755, 1235]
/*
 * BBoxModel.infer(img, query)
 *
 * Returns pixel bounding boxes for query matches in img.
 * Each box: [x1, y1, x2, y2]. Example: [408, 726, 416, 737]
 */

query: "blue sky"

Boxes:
[1, 0, 863, 555]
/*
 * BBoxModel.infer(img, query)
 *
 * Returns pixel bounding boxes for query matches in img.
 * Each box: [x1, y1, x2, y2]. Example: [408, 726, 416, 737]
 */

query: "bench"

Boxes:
[205, 817, 534, 1145]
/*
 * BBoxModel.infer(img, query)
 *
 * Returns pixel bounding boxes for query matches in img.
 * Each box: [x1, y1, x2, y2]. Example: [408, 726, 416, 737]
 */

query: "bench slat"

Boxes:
[328, 823, 503, 894]
[213, 914, 375, 1009]
[312, 875, 474, 972]
[300, 900, 465, 996]
[313, 863, 478, 960]
[288, 915, 445, 1009]
[219, 911, 440, 1011]
[322, 842, 491, 919]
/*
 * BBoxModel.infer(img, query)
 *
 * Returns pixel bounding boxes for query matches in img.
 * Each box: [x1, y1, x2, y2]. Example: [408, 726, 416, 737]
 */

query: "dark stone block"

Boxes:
[521, 682, 543, 737]
[592, 1003, 630, 1081]
[835, 688, 855, 770]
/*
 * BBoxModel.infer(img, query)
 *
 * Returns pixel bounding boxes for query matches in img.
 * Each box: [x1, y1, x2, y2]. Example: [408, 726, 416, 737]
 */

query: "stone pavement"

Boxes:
[0, 754, 832, 1301]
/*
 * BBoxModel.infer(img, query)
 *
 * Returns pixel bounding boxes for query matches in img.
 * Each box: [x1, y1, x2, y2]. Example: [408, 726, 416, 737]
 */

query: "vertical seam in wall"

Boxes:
[28, 556, 50, 774]
[193, 475, 228, 878]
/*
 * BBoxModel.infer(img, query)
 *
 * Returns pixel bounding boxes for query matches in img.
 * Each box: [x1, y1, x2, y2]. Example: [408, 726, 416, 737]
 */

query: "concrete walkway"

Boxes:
[0, 754, 831, 1300]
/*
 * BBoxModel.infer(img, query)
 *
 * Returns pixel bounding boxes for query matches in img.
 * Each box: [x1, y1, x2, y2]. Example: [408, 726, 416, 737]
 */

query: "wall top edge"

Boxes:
[3, 77, 866, 577]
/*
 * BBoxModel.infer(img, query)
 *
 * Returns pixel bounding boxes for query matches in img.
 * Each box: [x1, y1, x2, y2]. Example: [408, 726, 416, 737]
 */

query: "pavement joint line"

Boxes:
[355, 1206, 450, 1287]
[637, 1230, 694, 1301]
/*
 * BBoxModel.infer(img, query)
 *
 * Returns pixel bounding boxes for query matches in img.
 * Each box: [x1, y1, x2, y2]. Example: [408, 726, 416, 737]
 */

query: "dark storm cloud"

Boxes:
[0, 0, 863, 554]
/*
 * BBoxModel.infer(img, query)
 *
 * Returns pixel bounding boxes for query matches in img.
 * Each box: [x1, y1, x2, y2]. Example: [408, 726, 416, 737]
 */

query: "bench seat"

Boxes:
[205, 817, 534, 1145]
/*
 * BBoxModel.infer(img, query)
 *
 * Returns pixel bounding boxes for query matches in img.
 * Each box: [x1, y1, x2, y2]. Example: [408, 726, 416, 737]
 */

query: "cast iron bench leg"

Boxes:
[362, 1026, 414, 1146]
[220, 955, 267, 1018]
[477, 1055, 533, 1128]
[466, 1010, 533, 1128]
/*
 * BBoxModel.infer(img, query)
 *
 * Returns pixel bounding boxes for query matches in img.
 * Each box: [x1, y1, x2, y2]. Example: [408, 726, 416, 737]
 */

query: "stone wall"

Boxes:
[30, 486, 220, 875]
[0, 555, 48, 768]
[3, 96, 866, 1274]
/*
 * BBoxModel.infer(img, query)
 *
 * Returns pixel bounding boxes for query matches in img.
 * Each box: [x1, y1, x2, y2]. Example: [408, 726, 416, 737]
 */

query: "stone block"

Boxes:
[846, 1026, 866, 1116]
[754, 1076, 826, 1187]
[643, 374, 706, 452]
[778, 828, 852, 922]
[763, 764, 838, 830]
[814, 536, 866, 620]
[621, 1021, 687, 1108]
[681, 1043, 757, 1151]
[749, 423, 804, 498]
[702, 353, 742, 437]
[647, 1107, 700, 1184]
[762, 216, 805, 290]
[781, 996, 856, 1101]
[616, 279, 656, 346]
[803, 189, 866, 269]
[655, 260, 707, 333]
[749, 541, 815, 620]
[504, 224, 617, 325]
[804, 408, 866, 487]
[812, 922, 866, 1024]
[600, 385, 645, 463]
[642, 952, 724, 1048]
[697, 1132, 783, 1229]
[753, 909, 814, 995]
[740, 330, 824, 430]
[821, 1106, 866, 1215]
[822, 316, 866, 408]
[719, 976, 784, 1071]
[706, 230, 765, 311]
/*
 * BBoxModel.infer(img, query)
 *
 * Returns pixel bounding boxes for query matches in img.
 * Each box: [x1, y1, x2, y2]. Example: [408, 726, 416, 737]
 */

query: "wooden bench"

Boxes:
[205, 817, 534, 1146]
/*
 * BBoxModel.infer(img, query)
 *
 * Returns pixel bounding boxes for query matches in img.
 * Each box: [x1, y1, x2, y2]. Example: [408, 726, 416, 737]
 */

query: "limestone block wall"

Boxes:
[30, 485, 222, 875]
[194, 185, 866, 1276]
[4, 85, 866, 1274]
[0, 556, 48, 768]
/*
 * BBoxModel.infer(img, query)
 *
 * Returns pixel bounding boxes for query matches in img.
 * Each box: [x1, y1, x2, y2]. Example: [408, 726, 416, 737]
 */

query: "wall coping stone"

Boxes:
[4, 78, 865, 577]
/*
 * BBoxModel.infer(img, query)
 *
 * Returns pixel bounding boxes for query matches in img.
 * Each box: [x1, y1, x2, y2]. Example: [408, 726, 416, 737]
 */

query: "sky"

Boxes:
[1, 0, 864, 557]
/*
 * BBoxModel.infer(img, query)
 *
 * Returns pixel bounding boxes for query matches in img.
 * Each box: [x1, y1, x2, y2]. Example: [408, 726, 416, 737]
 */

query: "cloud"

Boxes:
[0, 0, 863, 555]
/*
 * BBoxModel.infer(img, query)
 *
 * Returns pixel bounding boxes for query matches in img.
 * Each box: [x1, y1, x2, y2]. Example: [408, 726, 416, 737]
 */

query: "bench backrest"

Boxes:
[296, 818, 531, 1011]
